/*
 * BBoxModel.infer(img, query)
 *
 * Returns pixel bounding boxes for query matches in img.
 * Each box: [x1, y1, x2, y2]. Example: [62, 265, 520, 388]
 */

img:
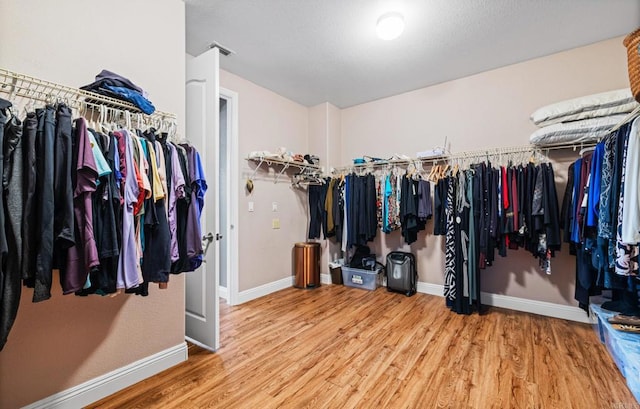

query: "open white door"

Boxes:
[185, 47, 220, 351]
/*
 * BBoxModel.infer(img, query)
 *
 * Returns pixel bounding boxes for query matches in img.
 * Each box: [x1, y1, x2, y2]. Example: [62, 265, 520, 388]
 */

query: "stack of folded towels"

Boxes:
[529, 88, 639, 146]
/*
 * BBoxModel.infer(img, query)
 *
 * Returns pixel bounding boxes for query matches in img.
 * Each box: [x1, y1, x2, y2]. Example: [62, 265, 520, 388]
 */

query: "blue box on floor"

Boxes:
[341, 266, 383, 291]
[590, 303, 640, 403]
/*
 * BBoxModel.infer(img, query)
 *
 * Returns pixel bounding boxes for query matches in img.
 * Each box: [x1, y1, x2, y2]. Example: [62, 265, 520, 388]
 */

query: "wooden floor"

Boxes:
[87, 285, 638, 409]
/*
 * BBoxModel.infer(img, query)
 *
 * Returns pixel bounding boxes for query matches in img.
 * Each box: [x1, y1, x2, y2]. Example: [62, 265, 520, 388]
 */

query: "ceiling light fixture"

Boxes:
[376, 12, 405, 41]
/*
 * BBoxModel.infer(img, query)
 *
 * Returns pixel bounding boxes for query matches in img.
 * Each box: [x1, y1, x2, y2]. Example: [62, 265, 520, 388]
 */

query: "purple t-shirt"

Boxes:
[116, 130, 141, 289]
[62, 118, 100, 294]
[181, 145, 207, 270]
[167, 142, 186, 262]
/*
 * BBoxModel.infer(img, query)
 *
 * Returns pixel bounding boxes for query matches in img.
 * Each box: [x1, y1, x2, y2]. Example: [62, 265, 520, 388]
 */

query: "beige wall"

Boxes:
[308, 103, 328, 168]
[0, 1, 186, 407]
[308, 102, 343, 170]
[0, 3, 624, 408]
[308, 103, 344, 273]
[219, 69, 310, 291]
[327, 103, 342, 169]
[218, 37, 629, 306]
[340, 36, 630, 306]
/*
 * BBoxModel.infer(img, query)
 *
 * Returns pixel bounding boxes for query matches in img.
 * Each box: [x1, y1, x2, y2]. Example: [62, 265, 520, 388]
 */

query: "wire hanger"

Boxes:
[579, 145, 595, 156]
[608, 105, 640, 134]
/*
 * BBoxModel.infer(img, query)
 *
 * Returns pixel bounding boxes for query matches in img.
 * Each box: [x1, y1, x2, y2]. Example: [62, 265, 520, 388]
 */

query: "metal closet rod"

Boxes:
[329, 141, 599, 174]
[0, 67, 176, 120]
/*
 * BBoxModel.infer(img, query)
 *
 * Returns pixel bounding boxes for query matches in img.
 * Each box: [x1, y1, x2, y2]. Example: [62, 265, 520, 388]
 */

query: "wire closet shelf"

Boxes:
[329, 141, 602, 175]
[0, 67, 176, 125]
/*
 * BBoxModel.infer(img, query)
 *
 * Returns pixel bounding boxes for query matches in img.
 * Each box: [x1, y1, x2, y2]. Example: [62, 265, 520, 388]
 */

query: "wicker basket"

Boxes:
[624, 28, 640, 103]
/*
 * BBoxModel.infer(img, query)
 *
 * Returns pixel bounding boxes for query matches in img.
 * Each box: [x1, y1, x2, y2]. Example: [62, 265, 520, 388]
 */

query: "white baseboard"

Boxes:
[219, 285, 229, 301]
[237, 274, 338, 304]
[415, 281, 589, 323]
[24, 342, 188, 409]
[480, 291, 590, 323]
[236, 276, 589, 323]
[237, 276, 294, 304]
[417, 282, 445, 296]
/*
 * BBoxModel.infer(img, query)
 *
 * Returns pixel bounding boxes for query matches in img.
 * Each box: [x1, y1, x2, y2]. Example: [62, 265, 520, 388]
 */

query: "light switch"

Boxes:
[272, 218, 280, 229]
[272, 202, 278, 212]
[248, 201, 254, 212]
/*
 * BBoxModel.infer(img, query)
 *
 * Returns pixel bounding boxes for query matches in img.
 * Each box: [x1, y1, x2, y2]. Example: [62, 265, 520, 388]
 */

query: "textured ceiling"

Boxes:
[186, 0, 640, 108]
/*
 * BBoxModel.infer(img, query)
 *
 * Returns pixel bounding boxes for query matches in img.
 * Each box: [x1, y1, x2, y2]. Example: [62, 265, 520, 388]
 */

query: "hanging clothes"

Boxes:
[32, 105, 56, 302]
[561, 117, 640, 312]
[381, 172, 401, 233]
[436, 158, 561, 315]
[21, 111, 38, 284]
[60, 117, 100, 294]
[53, 104, 75, 254]
[433, 178, 447, 236]
[399, 175, 427, 245]
[0, 98, 20, 351]
[166, 141, 186, 263]
[332, 178, 344, 243]
[0, 90, 204, 352]
[443, 175, 456, 302]
[417, 179, 433, 221]
[115, 129, 141, 290]
[324, 178, 336, 237]
[453, 172, 472, 314]
[325, 173, 378, 248]
[80, 129, 121, 296]
[308, 182, 328, 239]
[180, 144, 207, 271]
[141, 131, 171, 286]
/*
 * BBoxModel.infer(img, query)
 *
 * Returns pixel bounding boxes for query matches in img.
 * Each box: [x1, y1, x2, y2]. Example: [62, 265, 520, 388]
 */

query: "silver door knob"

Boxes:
[202, 232, 214, 259]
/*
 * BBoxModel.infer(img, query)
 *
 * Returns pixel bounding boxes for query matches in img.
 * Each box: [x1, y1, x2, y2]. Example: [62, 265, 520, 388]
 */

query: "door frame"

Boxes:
[220, 86, 240, 306]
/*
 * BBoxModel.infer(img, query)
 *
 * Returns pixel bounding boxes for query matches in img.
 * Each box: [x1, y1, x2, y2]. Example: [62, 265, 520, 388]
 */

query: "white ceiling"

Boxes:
[186, 0, 640, 108]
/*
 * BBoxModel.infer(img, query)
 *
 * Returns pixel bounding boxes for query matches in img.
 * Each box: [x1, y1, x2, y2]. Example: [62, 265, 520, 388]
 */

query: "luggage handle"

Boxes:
[384, 253, 417, 277]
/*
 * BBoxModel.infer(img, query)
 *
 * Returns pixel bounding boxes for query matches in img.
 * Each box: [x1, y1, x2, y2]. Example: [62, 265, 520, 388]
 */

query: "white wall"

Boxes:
[0, 1, 186, 407]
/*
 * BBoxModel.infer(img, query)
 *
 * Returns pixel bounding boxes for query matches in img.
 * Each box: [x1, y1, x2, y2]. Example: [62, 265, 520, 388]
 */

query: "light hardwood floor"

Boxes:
[87, 285, 639, 409]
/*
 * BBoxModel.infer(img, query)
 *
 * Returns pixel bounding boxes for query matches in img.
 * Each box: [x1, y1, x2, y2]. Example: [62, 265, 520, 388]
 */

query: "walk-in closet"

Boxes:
[1, 1, 640, 408]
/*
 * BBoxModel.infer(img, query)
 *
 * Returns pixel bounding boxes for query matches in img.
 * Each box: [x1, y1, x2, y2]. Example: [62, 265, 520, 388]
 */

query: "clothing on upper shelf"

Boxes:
[0, 98, 204, 351]
[80, 69, 155, 114]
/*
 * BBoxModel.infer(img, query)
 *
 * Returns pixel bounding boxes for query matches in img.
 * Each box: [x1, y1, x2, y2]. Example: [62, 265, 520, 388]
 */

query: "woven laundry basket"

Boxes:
[623, 27, 640, 103]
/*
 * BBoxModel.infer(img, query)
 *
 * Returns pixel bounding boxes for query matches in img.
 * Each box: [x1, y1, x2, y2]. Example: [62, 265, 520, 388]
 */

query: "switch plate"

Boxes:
[248, 201, 254, 212]
[272, 202, 278, 212]
[272, 218, 280, 229]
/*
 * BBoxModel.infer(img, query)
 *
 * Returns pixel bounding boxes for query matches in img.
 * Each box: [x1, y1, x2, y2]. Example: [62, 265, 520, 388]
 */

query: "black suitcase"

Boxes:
[385, 252, 417, 296]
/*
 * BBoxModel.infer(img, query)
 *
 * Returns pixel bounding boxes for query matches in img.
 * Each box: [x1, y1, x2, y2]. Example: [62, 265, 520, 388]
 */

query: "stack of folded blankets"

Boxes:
[529, 88, 639, 146]
[81, 69, 155, 115]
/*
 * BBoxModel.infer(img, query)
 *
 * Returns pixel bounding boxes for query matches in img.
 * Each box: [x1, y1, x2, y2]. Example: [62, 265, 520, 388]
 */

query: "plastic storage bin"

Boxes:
[341, 266, 383, 291]
[590, 303, 640, 403]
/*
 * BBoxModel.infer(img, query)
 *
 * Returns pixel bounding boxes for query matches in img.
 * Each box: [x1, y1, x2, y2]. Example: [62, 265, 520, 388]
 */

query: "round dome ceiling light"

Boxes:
[376, 12, 405, 41]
